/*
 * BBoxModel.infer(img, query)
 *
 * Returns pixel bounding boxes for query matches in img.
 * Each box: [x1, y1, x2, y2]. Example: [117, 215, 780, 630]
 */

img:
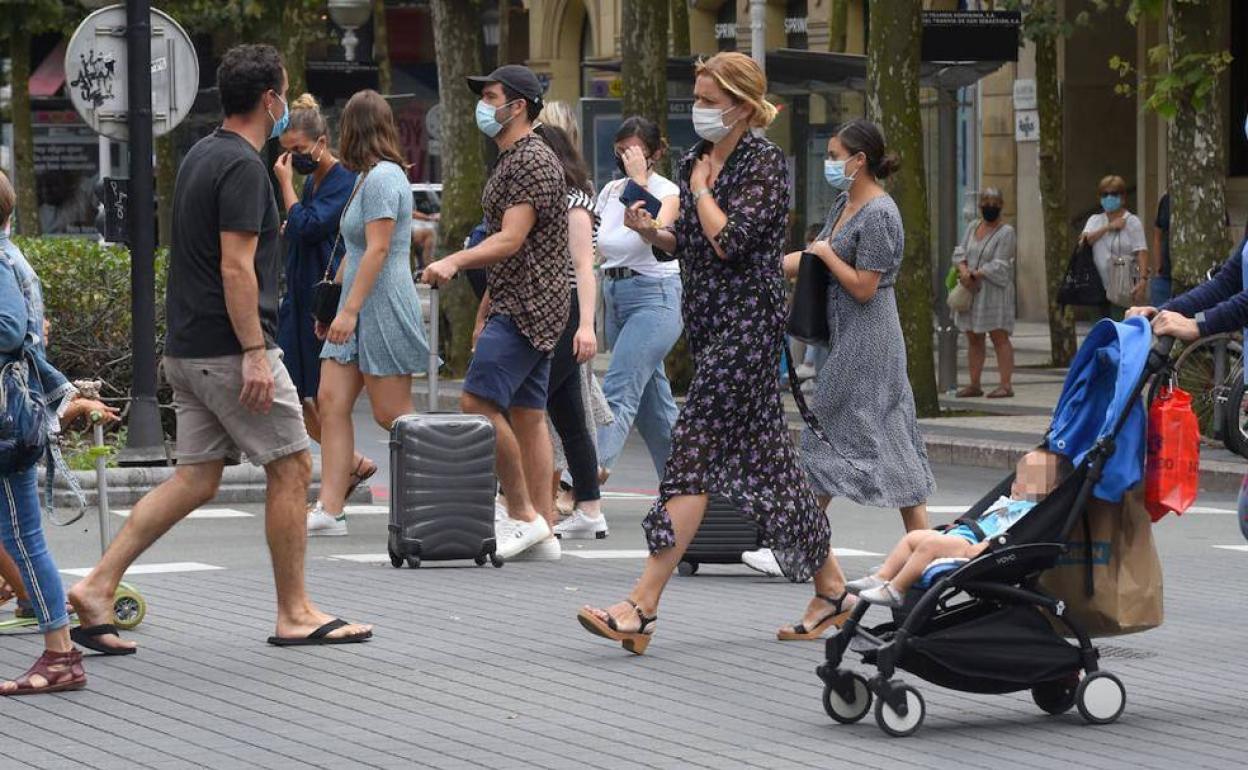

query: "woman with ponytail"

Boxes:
[272, 94, 376, 532]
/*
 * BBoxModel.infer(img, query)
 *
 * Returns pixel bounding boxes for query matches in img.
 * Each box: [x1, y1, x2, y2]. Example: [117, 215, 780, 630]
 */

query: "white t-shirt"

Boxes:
[1083, 212, 1148, 287]
[595, 173, 681, 277]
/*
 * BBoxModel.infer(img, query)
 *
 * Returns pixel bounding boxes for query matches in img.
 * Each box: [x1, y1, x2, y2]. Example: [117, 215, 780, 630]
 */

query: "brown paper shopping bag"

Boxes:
[1039, 487, 1163, 637]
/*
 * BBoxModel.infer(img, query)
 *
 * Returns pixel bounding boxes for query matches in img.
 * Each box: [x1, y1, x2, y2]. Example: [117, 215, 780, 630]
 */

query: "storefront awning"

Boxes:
[582, 49, 1005, 95]
[30, 41, 68, 98]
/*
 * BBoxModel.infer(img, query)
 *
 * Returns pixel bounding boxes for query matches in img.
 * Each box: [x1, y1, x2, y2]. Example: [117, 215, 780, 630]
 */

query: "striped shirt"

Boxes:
[566, 187, 598, 287]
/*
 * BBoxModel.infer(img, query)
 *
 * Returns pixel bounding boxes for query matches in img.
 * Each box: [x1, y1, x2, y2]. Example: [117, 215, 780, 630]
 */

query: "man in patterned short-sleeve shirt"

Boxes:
[422, 65, 570, 562]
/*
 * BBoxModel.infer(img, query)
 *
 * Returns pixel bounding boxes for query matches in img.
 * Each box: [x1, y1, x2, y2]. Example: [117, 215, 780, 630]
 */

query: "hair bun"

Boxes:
[291, 93, 320, 112]
[874, 151, 901, 180]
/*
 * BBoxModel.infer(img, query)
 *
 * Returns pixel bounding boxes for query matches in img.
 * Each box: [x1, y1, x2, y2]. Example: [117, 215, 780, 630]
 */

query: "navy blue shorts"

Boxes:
[463, 315, 551, 410]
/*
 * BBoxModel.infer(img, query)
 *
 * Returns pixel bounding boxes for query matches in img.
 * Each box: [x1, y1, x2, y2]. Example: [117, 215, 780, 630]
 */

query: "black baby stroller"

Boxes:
[815, 319, 1169, 737]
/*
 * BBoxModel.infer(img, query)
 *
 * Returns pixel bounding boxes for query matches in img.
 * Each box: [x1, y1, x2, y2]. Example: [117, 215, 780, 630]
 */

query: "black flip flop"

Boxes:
[267, 618, 372, 647]
[70, 624, 136, 656]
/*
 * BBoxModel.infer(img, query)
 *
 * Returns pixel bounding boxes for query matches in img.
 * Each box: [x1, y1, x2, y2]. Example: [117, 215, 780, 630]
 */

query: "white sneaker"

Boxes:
[494, 499, 509, 522]
[553, 509, 609, 540]
[307, 502, 347, 537]
[496, 516, 553, 559]
[509, 535, 562, 561]
[795, 363, 817, 380]
[742, 548, 784, 577]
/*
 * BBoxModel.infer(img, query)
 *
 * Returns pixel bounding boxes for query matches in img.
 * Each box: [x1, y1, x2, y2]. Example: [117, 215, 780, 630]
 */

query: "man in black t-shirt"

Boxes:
[68, 45, 371, 653]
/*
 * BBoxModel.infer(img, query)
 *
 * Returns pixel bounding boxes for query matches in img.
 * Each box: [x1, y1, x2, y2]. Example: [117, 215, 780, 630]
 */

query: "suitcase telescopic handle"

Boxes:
[428, 285, 439, 412]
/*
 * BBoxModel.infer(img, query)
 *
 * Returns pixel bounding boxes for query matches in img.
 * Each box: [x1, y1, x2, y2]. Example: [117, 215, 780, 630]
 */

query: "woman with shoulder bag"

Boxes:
[0, 171, 120, 691]
[954, 187, 1018, 399]
[1081, 175, 1149, 319]
[310, 90, 432, 537]
[271, 94, 379, 525]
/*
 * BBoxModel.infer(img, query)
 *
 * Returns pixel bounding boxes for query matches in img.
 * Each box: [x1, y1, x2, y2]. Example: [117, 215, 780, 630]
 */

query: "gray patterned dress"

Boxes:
[800, 193, 935, 508]
[953, 222, 1017, 334]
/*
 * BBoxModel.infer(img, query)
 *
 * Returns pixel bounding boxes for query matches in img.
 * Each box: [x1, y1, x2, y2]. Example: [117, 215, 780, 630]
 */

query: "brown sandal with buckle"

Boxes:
[777, 592, 853, 641]
[577, 599, 657, 655]
[344, 457, 378, 500]
[0, 649, 87, 696]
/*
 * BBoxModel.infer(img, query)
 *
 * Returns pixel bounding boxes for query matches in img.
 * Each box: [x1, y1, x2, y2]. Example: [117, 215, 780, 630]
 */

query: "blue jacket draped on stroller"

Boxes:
[816, 318, 1166, 737]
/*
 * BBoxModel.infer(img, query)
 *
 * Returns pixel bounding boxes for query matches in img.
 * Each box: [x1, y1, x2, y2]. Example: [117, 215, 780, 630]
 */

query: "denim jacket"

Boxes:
[0, 233, 75, 427]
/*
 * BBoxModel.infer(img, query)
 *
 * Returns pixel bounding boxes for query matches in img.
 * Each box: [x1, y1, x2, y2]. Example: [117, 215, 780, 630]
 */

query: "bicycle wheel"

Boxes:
[1154, 334, 1242, 445]
[1223, 366, 1248, 460]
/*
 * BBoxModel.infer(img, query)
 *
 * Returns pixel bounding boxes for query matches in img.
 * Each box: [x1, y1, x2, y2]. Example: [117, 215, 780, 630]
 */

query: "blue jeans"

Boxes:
[595, 274, 683, 476]
[0, 467, 69, 632]
[1149, 276, 1172, 308]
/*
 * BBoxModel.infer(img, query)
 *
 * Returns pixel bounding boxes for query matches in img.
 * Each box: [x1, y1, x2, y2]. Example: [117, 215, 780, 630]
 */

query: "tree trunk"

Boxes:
[9, 24, 39, 236]
[621, 0, 669, 135]
[431, 0, 488, 376]
[156, 132, 177, 250]
[1167, 0, 1230, 290]
[497, 0, 511, 66]
[671, 0, 691, 57]
[828, 0, 850, 52]
[374, 0, 393, 94]
[1034, 22, 1077, 366]
[867, 0, 938, 417]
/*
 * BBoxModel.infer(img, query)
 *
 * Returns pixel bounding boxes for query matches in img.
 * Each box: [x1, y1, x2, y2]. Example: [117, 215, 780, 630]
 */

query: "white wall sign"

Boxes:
[1015, 109, 1040, 143]
[1013, 78, 1037, 111]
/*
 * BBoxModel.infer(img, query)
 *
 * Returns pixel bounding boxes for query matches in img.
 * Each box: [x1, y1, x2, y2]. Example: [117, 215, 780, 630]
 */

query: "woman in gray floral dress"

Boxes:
[577, 53, 854, 655]
[790, 120, 935, 534]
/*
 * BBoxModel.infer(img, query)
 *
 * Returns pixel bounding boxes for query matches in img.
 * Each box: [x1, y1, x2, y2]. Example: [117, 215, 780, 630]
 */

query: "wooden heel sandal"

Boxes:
[577, 599, 657, 655]
[776, 592, 852, 641]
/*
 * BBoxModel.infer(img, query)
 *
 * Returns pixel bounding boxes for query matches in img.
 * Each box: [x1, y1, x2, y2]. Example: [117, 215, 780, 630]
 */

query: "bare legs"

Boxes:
[461, 393, 541, 524]
[965, 329, 1014, 395]
[965, 332, 987, 391]
[302, 398, 373, 502]
[317, 361, 411, 515]
[867, 530, 982, 594]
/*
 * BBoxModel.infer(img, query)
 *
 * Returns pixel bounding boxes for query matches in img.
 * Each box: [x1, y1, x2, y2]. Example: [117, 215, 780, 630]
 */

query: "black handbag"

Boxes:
[311, 171, 368, 325]
[1057, 241, 1106, 308]
[786, 251, 830, 345]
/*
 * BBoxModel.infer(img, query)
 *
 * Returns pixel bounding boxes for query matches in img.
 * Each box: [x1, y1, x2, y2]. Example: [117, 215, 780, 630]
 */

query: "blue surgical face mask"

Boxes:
[1101, 194, 1122, 214]
[268, 93, 289, 140]
[823, 157, 857, 192]
[475, 99, 520, 138]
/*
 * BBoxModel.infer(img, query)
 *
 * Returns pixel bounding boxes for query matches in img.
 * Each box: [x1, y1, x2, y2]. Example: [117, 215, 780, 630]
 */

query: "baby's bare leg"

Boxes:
[877, 530, 942, 579]
[889, 534, 979, 593]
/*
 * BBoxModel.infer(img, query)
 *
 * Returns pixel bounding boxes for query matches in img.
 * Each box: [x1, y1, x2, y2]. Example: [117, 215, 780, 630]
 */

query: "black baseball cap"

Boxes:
[467, 65, 545, 108]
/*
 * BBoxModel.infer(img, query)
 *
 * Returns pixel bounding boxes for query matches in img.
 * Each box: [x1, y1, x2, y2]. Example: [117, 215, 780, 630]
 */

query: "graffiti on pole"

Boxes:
[69, 49, 117, 108]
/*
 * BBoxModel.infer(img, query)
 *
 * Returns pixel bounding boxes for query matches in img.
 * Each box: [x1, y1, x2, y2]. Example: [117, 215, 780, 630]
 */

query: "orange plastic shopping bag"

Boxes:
[1145, 385, 1200, 522]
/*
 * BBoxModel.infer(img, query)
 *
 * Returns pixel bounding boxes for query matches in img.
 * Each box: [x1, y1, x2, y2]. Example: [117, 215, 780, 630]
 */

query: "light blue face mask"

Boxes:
[475, 99, 520, 138]
[823, 157, 857, 192]
[1101, 194, 1122, 214]
[268, 93, 289, 140]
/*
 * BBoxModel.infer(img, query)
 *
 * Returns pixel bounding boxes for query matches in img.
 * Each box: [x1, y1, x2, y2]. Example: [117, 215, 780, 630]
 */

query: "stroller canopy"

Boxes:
[1046, 317, 1151, 502]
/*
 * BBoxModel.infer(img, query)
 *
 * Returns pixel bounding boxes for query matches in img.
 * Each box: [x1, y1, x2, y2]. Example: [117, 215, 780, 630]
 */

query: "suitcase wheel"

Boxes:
[490, 554, 504, 568]
[677, 560, 698, 576]
[474, 554, 487, 566]
[406, 556, 421, 569]
[388, 550, 403, 569]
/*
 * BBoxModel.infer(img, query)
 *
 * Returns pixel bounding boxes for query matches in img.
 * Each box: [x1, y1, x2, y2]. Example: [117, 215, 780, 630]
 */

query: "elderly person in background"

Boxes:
[954, 188, 1018, 399]
[1081, 174, 1149, 320]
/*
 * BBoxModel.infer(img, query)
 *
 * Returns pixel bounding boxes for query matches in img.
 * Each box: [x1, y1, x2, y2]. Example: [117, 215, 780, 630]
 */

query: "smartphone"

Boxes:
[619, 179, 662, 219]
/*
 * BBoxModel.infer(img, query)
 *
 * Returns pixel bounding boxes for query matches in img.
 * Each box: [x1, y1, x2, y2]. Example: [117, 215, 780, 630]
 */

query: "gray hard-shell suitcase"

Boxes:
[677, 495, 761, 576]
[386, 287, 503, 569]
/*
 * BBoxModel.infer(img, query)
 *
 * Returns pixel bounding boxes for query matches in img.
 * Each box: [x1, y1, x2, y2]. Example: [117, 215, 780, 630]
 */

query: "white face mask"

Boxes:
[692, 105, 737, 143]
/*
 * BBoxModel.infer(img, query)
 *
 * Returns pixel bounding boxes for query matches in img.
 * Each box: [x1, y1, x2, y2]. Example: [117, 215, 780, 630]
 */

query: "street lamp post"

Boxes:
[749, 0, 766, 74]
[328, 0, 373, 63]
[121, 0, 165, 464]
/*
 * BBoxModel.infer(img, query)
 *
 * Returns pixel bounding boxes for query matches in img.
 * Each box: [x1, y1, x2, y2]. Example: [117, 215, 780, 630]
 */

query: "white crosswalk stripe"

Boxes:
[60, 562, 224, 577]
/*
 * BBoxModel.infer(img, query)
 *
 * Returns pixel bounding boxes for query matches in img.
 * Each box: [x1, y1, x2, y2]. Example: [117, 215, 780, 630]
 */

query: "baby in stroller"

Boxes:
[848, 449, 1074, 607]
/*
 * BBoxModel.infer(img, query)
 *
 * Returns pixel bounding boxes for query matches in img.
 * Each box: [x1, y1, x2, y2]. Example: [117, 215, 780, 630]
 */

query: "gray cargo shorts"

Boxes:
[162, 350, 310, 467]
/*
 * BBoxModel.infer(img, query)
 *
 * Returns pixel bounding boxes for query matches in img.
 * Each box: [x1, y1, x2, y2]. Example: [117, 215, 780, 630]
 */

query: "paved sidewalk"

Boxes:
[2, 486, 1246, 769]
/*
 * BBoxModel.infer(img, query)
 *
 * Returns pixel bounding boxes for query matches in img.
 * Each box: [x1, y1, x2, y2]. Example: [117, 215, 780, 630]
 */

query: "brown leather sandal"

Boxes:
[0, 649, 86, 696]
[986, 386, 1015, 399]
[344, 457, 378, 500]
[956, 386, 984, 398]
[577, 599, 657, 655]
[777, 592, 853, 641]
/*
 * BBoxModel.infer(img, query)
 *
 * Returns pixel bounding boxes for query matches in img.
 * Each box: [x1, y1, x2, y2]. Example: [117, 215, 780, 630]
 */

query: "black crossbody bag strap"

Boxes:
[321, 169, 370, 283]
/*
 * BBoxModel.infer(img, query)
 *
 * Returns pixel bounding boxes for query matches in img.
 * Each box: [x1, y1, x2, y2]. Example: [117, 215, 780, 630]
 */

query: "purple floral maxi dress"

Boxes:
[643, 133, 831, 582]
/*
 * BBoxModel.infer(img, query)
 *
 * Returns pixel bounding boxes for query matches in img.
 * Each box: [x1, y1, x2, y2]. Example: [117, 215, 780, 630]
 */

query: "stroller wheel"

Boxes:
[1076, 671, 1126, 725]
[822, 672, 872, 724]
[1031, 678, 1078, 715]
[874, 684, 925, 738]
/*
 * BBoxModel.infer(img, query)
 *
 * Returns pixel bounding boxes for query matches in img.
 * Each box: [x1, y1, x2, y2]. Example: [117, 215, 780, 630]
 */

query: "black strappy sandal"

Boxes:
[776, 592, 852, 641]
[344, 458, 378, 501]
[577, 599, 657, 655]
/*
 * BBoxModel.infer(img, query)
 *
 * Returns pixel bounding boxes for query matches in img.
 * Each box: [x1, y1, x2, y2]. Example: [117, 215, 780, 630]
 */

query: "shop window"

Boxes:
[716, 2, 737, 52]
